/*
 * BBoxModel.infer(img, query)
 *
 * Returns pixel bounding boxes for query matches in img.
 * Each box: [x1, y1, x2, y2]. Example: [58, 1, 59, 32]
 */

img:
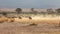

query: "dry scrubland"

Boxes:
[0, 15, 60, 34]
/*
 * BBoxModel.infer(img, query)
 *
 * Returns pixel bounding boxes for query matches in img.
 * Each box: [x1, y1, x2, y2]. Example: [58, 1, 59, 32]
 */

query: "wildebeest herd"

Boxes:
[0, 16, 60, 26]
[0, 16, 37, 26]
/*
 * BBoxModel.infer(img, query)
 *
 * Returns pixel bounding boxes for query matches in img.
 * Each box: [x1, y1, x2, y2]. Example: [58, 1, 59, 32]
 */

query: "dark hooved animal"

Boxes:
[29, 17, 32, 19]
[30, 23, 37, 26]
[19, 17, 22, 19]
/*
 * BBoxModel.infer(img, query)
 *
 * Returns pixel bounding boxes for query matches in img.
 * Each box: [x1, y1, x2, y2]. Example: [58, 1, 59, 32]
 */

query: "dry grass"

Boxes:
[0, 16, 60, 34]
[0, 17, 15, 23]
[0, 17, 8, 23]
[14, 17, 60, 24]
[0, 22, 60, 34]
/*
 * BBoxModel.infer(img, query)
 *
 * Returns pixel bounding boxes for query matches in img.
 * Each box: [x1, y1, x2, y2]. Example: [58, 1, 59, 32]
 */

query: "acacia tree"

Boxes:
[47, 8, 54, 14]
[31, 8, 34, 11]
[15, 8, 22, 14]
[31, 8, 37, 15]
[56, 8, 60, 13]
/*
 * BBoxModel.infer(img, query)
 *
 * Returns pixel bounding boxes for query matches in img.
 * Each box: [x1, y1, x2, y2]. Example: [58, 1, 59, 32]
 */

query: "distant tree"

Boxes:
[56, 8, 60, 13]
[31, 8, 38, 15]
[31, 8, 34, 11]
[47, 8, 54, 14]
[40, 11, 46, 14]
[2, 12, 7, 17]
[15, 8, 22, 14]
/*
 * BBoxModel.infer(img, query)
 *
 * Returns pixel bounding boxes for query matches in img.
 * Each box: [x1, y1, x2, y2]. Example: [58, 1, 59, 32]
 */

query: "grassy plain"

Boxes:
[0, 14, 60, 34]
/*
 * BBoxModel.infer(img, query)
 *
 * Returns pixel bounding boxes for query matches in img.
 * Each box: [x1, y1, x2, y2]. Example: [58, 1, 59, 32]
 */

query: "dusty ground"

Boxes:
[0, 22, 60, 34]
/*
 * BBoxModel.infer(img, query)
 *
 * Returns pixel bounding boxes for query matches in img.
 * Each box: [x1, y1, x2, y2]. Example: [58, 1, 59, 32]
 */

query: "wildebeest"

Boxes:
[19, 16, 22, 19]
[29, 17, 32, 19]
[30, 23, 37, 26]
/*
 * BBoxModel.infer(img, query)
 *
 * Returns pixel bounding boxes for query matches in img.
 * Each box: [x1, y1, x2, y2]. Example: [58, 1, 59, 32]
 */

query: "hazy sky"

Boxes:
[0, 0, 60, 9]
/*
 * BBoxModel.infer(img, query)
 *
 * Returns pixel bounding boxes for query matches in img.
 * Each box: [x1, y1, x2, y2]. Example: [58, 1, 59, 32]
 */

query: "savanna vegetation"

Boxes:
[0, 8, 60, 34]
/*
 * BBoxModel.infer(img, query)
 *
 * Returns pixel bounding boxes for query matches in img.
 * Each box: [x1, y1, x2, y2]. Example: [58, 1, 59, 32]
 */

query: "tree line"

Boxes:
[15, 8, 60, 14]
[1, 8, 60, 16]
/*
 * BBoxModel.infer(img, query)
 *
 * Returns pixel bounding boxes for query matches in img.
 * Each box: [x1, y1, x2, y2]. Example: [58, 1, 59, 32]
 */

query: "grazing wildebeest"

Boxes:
[19, 16, 22, 19]
[11, 17, 15, 18]
[29, 17, 32, 19]
[28, 17, 37, 26]
[30, 23, 37, 26]
[7, 16, 15, 22]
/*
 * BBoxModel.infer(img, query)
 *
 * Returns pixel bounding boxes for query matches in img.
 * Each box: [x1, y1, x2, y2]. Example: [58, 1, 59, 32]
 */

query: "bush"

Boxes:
[2, 12, 7, 16]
